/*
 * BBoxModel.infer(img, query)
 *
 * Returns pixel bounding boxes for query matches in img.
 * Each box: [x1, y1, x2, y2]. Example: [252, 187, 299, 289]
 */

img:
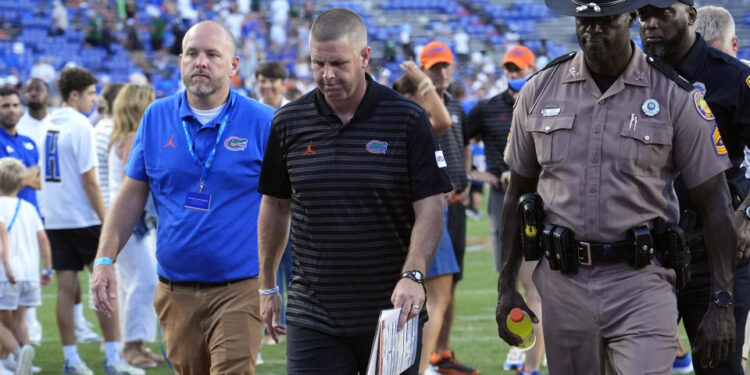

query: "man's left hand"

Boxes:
[735, 209, 750, 265]
[391, 277, 426, 331]
[693, 304, 735, 368]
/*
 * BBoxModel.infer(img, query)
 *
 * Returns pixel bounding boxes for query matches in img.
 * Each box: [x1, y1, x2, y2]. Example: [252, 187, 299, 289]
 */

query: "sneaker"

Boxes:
[103, 359, 146, 375]
[431, 350, 480, 375]
[63, 361, 93, 375]
[504, 347, 526, 370]
[15, 345, 34, 375]
[27, 320, 42, 346]
[518, 371, 541, 375]
[672, 353, 693, 374]
[75, 324, 101, 344]
[256, 352, 264, 365]
[2, 354, 17, 371]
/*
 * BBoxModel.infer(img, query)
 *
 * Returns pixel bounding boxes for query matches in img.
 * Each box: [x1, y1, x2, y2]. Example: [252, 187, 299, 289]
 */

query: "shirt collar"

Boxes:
[179, 89, 236, 127]
[562, 42, 649, 88]
[313, 73, 380, 121]
[674, 33, 706, 80]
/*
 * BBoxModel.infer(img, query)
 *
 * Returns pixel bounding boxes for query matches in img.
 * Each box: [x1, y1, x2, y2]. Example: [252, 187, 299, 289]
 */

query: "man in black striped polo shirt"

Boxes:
[257, 8, 452, 375]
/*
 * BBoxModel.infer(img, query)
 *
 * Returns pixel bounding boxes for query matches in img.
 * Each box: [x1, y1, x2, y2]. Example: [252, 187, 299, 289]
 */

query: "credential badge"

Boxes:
[641, 99, 660, 117]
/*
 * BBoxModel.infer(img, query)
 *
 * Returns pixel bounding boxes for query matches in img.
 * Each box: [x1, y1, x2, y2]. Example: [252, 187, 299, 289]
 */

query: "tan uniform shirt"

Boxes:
[505, 45, 730, 242]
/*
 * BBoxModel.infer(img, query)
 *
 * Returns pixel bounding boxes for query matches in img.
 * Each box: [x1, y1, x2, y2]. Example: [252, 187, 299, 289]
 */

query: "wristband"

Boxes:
[259, 287, 279, 296]
[93, 257, 113, 267]
[41, 269, 53, 276]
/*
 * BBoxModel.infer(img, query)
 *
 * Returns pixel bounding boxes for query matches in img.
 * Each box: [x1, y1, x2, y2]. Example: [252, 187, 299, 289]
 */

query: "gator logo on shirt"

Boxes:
[692, 90, 714, 121]
[224, 136, 248, 151]
[712, 125, 727, 156]
[366, 140, 388, 155]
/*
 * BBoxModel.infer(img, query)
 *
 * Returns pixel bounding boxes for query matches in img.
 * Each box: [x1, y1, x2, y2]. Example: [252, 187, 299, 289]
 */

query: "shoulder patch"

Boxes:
[646, 55, 693, 91]
[712, 125, 727, 156]
[746, 75, 750, 89]
[692, 90, 715, 121]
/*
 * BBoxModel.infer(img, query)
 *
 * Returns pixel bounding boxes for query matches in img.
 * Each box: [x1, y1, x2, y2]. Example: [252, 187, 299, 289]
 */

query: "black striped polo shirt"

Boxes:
[438, 92, 469, 191]
[466, 90, 514, 177]
[258, 74, 452, 335]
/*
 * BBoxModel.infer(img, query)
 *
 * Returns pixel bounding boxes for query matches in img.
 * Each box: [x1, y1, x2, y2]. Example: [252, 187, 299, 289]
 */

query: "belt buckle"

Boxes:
[578, 241, 592, 266]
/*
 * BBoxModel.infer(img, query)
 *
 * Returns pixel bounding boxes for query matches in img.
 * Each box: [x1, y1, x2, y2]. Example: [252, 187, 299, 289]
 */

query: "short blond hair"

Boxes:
[0, 157, 26, 195]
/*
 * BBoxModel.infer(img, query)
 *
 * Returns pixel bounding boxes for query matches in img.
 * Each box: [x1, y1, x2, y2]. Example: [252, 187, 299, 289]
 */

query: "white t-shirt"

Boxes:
[16, 112, 47, 163]
[0, 197, 43, 282]
[41, 107, 101, 229]
[94, 118, 113, 208]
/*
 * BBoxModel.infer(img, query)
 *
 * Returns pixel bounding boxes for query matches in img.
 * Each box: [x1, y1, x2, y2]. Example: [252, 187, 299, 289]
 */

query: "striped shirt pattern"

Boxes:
[258, 76, 451, 335]
[94, 118, 113, 208]
[466, 90, 514, 177]
[438, 92, 468, 191]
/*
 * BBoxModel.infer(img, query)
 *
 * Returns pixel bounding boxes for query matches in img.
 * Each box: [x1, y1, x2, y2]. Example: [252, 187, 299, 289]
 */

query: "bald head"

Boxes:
[694, 6, 737, 56]
[183, 20, 237, 56]
[310, 8, 367, 51]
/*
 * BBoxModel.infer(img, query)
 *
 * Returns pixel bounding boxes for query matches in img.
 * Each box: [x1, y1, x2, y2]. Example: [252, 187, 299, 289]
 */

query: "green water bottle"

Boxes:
[506, 307, 536, 350]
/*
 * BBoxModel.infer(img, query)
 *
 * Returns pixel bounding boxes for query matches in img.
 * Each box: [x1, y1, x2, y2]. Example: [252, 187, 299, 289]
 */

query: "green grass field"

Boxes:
[29, 194, 694, 374]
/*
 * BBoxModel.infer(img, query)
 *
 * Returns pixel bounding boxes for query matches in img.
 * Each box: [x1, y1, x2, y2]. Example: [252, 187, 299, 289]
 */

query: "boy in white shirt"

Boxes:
[0, 157, 52, 375]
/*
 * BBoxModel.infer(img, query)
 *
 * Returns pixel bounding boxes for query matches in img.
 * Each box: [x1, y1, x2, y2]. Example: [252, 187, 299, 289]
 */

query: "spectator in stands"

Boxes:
[419, 41, 478, 375]
[255, 61, 289, 109]
[91, 20, 274, 374]
[168, 22, 185, 56]
[257, 8, 450, 374]
[466, 45, 544, 374]
[50, 0, 68, 36]
[393, 60, 457, 375]
[284, 86, 301, 101]
[639, 1, 750, 372]
[453, 28, 470, 67]
[43, 67, 141, 375]
[0, 156, 49, 375]
[107, 84, 162, 369]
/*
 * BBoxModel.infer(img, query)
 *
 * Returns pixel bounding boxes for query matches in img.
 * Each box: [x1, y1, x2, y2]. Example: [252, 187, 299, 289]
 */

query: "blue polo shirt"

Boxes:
[0, 127, 40, 214]
[125, 90, 274, 282]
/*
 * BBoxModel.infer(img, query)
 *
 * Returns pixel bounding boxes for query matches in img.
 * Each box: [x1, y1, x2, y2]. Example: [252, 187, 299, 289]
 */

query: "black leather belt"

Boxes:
[158, 275, 251, 289]
[576, 240, 633, 266]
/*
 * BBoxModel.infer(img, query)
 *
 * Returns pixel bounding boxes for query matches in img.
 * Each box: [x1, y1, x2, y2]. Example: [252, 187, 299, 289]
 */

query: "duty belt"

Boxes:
[575, 240, 634, 266]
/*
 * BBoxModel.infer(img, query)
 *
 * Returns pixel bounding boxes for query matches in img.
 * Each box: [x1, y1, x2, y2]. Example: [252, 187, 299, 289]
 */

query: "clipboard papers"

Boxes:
[366, 308, 419, 375]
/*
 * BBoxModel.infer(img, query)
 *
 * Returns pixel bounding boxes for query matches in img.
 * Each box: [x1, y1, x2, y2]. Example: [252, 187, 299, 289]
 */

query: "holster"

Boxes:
[518, 193, 544, 261]
[653, 214, 693, 290]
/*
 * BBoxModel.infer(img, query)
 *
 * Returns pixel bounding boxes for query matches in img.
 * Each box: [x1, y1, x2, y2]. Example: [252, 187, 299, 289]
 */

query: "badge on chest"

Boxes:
[184, 192, 211, 212]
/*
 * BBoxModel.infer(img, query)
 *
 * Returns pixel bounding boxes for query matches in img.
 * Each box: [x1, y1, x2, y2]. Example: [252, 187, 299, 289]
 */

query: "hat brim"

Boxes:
[642, 0, 687, 8]
[545, 0, 645, 17]
[503, 55, 532, 70]
[422, 57, 454, 70]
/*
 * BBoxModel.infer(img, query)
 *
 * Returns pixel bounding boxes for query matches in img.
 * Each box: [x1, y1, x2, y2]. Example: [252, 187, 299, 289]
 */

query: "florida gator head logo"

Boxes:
[224, 136, 248, 151]
[366, 140, 388, 155]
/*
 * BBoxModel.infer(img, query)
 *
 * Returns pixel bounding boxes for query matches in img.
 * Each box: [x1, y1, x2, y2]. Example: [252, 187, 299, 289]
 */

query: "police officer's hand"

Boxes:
[260, 292, 286, 344]
[734, 209, 750, 265]
[91, 263, 117, 318]
[693, 304, 735, 368]
[391, 278, 426, 331]
[496, 288, 537, 346]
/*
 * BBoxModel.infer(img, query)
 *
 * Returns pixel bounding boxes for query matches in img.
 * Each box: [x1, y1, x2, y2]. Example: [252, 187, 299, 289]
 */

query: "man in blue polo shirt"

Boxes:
[91, 20, 274, 374]
[0, 86, 40, 213]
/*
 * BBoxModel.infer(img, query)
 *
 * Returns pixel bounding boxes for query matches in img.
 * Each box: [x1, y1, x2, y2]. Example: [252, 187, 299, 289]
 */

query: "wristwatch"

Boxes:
[740, 204, 750, 220]
[401, 270, 424, 284]
[712, 290, 734, 307]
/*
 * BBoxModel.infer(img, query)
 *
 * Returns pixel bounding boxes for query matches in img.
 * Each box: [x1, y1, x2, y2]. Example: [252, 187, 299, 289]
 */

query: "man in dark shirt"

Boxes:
[638, 1, 750, 373]
[467, 45, 544, 373]
[256, 8, 451, 374]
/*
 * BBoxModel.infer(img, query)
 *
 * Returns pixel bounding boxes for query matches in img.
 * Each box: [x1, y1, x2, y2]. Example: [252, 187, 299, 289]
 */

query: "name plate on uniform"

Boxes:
[184, 192, 211, 212]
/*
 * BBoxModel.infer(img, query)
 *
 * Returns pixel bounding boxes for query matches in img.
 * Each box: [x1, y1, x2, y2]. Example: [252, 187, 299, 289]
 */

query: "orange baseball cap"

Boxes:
[502, 46, 536, 70]
[420, 41, 454, 70]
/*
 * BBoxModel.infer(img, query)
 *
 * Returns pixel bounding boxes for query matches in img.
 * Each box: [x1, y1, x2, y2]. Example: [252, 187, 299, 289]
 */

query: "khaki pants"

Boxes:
[154, 277, 263, 375]
[533, 258, 678, 375]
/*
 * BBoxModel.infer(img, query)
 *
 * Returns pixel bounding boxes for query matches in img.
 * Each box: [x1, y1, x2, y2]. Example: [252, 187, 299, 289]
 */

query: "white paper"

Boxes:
[366, 308, 419, 375]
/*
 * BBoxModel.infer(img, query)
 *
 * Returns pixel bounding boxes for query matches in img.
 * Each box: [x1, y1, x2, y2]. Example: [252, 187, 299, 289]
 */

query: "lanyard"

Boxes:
[180, 92, 236, 193]
[6, 199, 20, 232]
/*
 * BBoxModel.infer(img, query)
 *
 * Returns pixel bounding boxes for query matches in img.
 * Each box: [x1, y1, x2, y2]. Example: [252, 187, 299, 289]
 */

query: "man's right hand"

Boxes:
[693, 304, 735, 368]
[260, 292, 286, 344]
[496, 288, 537, 346]
[91, 264, 117, 318]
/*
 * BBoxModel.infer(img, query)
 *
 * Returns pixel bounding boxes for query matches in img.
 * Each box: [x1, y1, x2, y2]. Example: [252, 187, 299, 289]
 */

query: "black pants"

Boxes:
[678, 261, 750, 374]
[287, 323, 423, 375]
[447, 201, 467, 281]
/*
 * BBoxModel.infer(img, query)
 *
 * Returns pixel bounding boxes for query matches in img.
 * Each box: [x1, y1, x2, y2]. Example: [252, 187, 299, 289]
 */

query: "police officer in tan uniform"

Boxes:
[495, 0, 738, 374]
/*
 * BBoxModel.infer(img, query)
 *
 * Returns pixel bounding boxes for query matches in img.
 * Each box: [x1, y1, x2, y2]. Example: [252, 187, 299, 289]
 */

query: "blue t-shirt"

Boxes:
[0, 127, 40, 214]
[125, 90, 274, 282]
